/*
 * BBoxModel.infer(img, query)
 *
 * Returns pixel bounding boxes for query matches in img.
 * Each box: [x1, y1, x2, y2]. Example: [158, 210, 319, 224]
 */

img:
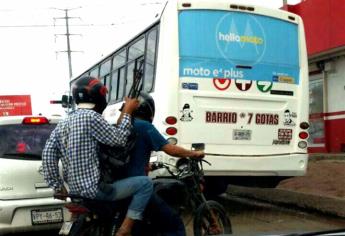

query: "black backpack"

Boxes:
[98, 128, 137, 183]
[98, 61, 143, 183]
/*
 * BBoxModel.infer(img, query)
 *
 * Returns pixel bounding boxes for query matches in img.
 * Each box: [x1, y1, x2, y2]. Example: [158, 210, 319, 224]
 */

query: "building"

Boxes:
[287, 0, 345, 153]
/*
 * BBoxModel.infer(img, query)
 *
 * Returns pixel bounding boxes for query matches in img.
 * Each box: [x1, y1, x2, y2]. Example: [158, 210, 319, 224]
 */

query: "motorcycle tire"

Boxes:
[193, 200, 232, 236]
[76, 221, 103, 236]
[68, 217, 113, 236]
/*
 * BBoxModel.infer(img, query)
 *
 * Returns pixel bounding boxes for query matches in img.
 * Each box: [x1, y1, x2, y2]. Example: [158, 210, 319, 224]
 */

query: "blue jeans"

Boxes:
[132, 193, 186, 236]
[95, 176, 153, 220]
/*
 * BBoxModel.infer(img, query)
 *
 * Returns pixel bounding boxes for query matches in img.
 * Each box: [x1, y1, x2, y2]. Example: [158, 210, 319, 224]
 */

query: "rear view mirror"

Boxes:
[50, 95, 73, 108]
[61, 95, 73, 108]
[191, 143, 205, 151]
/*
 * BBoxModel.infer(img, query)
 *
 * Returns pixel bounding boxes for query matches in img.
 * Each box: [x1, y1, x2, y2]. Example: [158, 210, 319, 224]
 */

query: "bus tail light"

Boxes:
[300, 122, 310, 129]
[165, 116, 177, 125]
[299, 131, 309, 139]
[166, 127, 177, 136]
[298, 141, 308, 149]
[22, 117, 49, 125]
[167, 137, 178, 145]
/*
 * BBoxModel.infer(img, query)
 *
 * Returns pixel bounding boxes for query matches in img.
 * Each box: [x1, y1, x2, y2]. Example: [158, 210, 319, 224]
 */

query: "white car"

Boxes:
[0, 115, 70, 234]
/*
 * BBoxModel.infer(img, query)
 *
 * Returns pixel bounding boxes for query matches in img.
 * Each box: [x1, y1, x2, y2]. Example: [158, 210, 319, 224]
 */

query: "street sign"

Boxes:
[213, 78, 231, 91]
[235, 79, 252, 91]
[256, 81, 273, 93]
[0, 95, 32, 116]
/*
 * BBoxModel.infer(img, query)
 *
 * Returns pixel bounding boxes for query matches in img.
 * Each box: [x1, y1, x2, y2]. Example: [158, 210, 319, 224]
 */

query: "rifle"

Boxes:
[128, 60, 144, 99]
[120, 60, 144, 111]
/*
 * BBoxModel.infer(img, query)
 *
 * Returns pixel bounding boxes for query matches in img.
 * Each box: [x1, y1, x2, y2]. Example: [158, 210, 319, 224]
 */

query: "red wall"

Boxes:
[288, 0, 345, 56]
[308, 112, 345, 153]
[325, 118, 345, 153]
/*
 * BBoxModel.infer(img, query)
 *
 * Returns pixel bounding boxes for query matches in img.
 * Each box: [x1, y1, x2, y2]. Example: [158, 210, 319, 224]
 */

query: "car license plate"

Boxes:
[59, 222, 73, 235]
[233, 129, 252, 140]
[31, 208, 63, 225]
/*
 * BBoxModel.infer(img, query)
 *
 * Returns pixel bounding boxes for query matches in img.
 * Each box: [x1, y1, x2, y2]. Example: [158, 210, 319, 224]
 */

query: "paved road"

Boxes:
[218, 195, 345, 236]
[6, 196, 345, 236]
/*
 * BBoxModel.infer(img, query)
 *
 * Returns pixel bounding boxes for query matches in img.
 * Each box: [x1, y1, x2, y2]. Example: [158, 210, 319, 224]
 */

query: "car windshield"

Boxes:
[0, 124, 55, 160]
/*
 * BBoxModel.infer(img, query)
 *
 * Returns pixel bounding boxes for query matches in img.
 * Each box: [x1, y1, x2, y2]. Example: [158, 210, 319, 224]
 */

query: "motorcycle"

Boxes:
[151, 157, 232, 235]
[57, 157, 232, 236]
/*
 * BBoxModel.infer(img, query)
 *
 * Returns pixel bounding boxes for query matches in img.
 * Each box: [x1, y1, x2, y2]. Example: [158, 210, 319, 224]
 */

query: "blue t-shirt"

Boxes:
[126, 118, 168, 177]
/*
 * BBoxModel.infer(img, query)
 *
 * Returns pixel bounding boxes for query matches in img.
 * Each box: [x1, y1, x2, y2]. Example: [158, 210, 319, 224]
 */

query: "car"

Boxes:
[0, 115, 70, 234]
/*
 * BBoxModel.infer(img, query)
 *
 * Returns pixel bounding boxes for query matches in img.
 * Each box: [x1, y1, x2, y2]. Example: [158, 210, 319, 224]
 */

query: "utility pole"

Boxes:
[54, 7, 82, 80]
[53, 8, 82, 113]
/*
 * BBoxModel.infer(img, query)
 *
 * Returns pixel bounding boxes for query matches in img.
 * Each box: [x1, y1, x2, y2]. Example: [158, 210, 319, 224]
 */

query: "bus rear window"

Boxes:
[178, 10, 300, 84]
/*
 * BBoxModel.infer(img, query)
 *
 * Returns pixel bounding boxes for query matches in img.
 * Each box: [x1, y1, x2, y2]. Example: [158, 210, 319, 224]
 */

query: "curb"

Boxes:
[226, 185, 345, 218]
[309, 154, 345, 161]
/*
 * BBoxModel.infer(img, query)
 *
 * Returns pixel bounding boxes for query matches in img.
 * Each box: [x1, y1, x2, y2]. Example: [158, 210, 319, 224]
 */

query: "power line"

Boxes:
[0, 1, 163, 12]
[0, 24, 56, 28]
[0, 18, 149, 28]
[0, 23, 125, 28]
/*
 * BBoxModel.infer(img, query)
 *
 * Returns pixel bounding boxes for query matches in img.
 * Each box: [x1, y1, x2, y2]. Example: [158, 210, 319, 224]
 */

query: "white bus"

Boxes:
[71, 0, 309, 190]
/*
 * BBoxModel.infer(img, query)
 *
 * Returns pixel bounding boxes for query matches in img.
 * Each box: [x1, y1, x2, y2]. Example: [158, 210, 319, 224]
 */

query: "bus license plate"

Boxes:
[31, 208, 63, 225]
[233, 129, 252, 140]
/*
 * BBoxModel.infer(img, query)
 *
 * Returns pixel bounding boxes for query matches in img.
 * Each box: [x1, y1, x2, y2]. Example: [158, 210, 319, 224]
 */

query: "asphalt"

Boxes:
[226, 185, 345, 218]
[225, 154, 345, 218]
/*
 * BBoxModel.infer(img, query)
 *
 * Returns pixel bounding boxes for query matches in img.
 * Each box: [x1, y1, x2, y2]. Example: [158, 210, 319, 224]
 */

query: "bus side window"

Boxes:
[111, 50, 127, 102]
[110, 70, 119, 101]
[128, 37, 145, 61]
[118, 67, 125, 100]
[90, 66, 99, 77]
[100, 59, 111, 101]
[80, 72, 89, 78]
[144, 28, 157, 92]
[110, 68, 125, 102]
[125, 62, 135, 96]
[126, 38, 145, 95]
[105, 75, 111, 101]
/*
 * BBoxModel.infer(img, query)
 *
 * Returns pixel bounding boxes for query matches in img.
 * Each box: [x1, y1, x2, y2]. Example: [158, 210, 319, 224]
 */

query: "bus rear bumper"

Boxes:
[202, 153, 308, 177]
[158, 152, 308, 177]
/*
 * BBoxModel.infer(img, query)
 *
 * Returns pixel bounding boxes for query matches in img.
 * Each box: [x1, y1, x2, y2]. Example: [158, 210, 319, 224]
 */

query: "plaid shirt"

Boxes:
[42, 109, 132, 198]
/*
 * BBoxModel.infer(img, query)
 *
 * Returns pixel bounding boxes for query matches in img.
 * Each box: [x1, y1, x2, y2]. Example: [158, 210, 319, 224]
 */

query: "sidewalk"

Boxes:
[226, 154, 345, 217]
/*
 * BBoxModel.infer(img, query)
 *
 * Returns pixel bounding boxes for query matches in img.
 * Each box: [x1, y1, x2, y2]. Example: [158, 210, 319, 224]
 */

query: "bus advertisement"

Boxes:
[71, 0, 309, 190]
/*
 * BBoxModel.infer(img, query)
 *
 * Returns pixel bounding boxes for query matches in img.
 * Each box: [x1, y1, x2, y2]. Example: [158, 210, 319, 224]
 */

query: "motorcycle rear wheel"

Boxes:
[68, 217, 116, 236]
[193, 200, 232, 236]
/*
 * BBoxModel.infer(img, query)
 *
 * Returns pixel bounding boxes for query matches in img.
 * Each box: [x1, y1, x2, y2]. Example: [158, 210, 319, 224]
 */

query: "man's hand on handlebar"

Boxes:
[190, 150, 205, 159]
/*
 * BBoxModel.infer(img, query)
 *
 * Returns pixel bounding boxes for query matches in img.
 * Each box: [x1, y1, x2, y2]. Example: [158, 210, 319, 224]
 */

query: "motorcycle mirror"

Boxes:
[191, 143, 205, 151]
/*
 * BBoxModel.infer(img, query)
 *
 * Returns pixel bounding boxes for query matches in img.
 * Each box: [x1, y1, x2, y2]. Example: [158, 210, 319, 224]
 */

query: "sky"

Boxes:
[0, 0, 301, 116]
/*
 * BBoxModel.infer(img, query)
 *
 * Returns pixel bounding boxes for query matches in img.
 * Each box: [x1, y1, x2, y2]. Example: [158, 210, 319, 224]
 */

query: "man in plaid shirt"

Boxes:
[42, 77, 153, 236]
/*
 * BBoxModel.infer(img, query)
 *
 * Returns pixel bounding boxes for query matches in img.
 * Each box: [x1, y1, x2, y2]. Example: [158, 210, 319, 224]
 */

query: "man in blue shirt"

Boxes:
[126, 92, 204, 236]
[42, 77, 153, 236]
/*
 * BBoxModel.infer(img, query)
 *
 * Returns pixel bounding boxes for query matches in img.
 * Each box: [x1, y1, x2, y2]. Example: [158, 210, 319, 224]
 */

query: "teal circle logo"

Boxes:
[215, 13, 266, 66]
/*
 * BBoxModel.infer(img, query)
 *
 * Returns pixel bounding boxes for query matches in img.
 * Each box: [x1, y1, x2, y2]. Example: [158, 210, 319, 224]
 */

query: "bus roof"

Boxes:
[71, 9, 164, 83]
[177, 0, 302, 25]
[72, 0, 302, 83]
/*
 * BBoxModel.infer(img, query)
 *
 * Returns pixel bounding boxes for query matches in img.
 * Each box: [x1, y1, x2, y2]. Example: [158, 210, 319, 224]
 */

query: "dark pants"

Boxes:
[132, 193, 186, 236]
